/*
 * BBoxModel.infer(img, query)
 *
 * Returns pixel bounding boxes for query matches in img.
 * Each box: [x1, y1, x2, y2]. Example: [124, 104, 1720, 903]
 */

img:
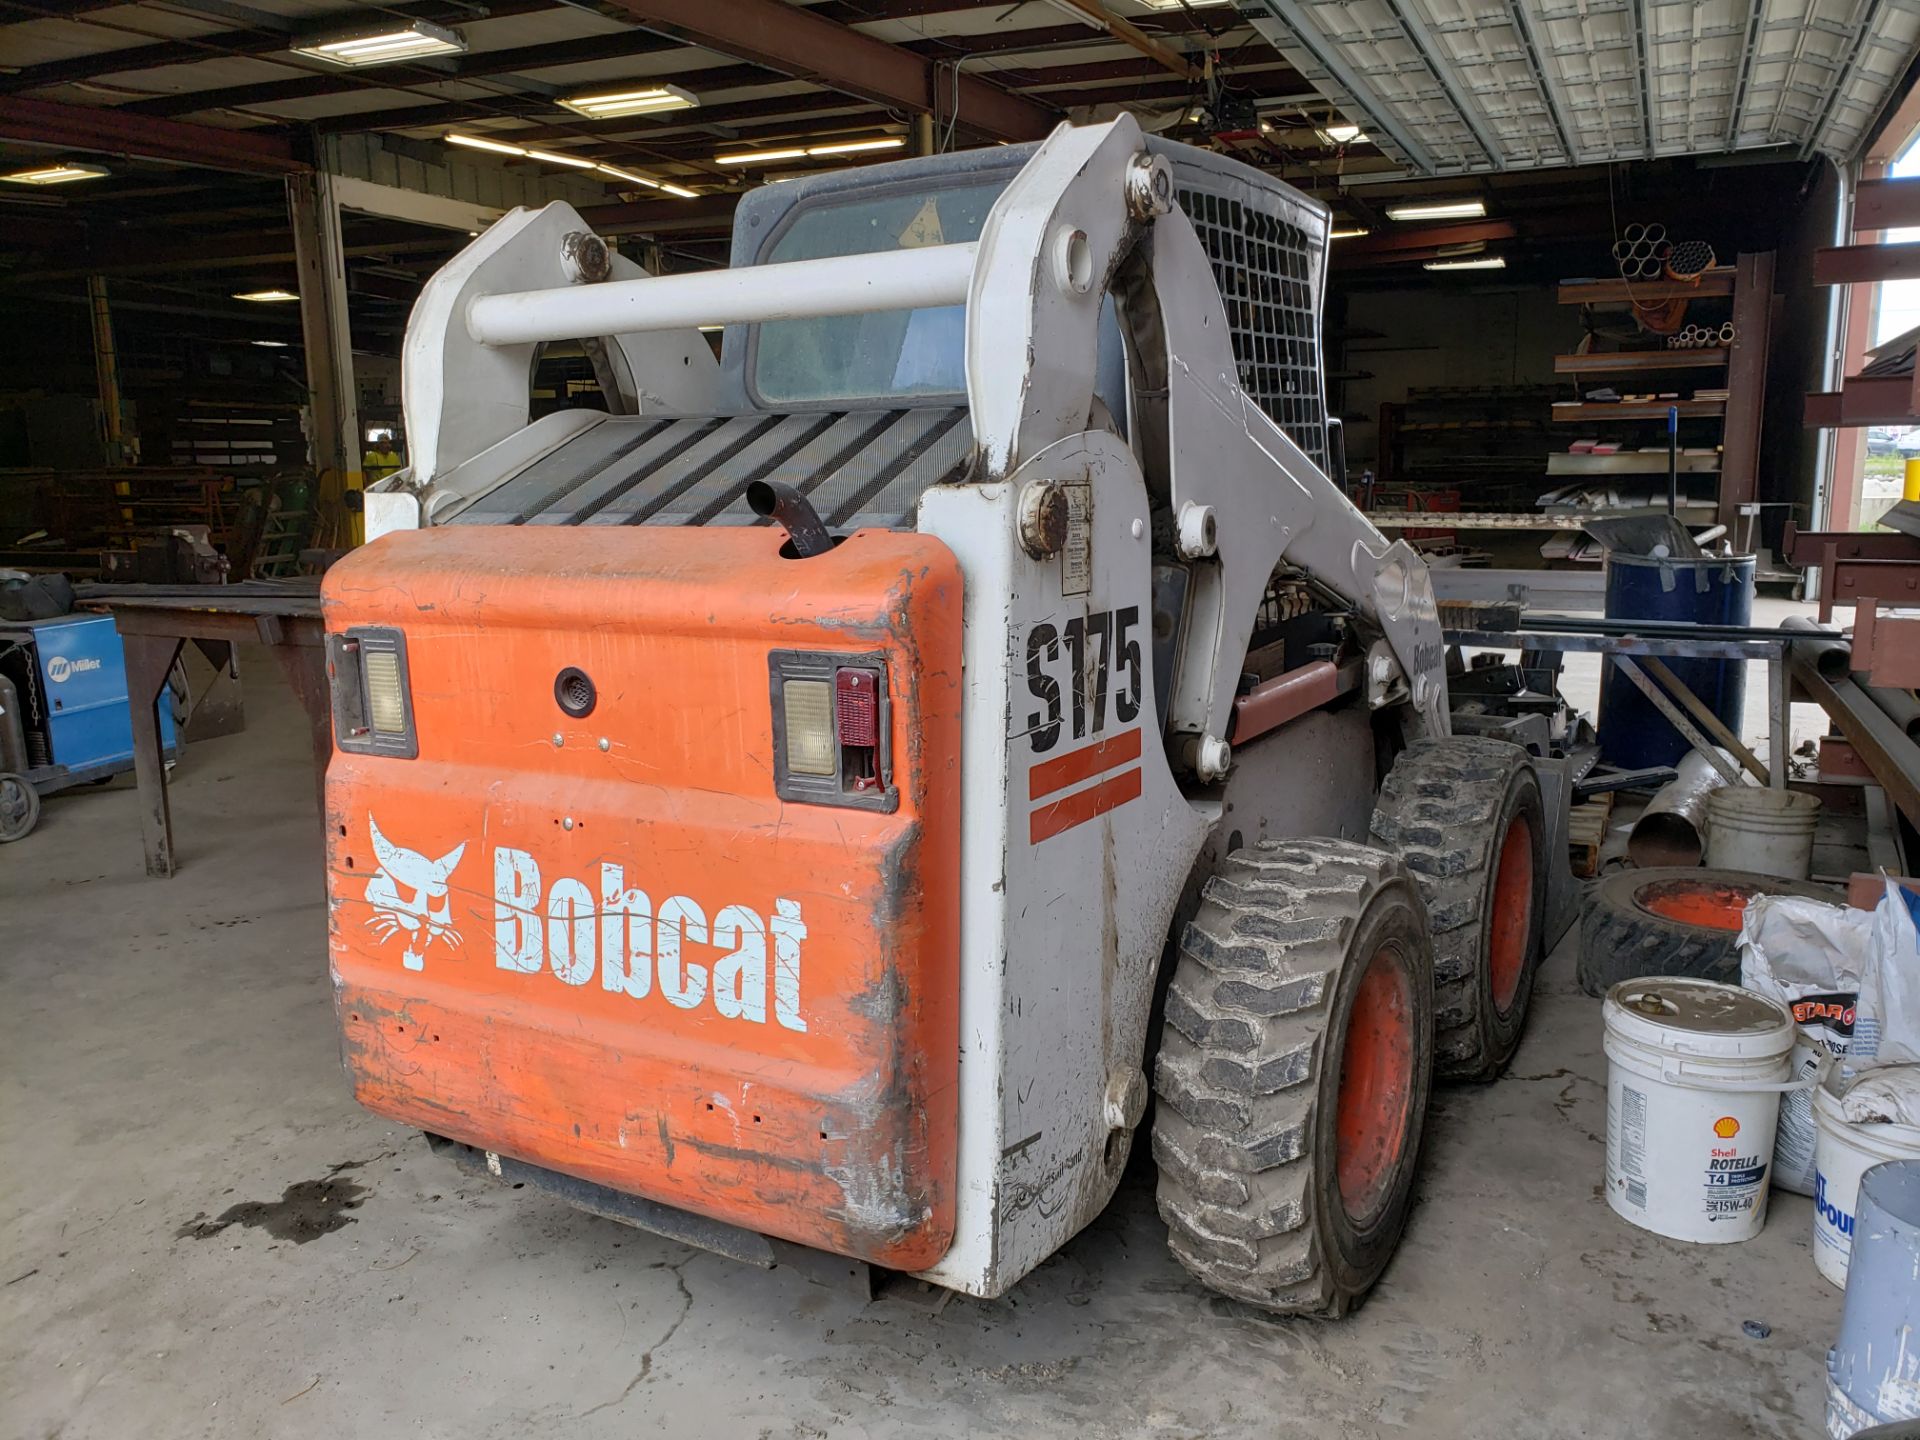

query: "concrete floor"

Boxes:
[0, 644, 1848, 1440]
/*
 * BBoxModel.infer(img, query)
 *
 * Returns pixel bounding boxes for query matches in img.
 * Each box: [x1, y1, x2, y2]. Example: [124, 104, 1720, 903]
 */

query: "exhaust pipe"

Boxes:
[746, 481, 833, 559]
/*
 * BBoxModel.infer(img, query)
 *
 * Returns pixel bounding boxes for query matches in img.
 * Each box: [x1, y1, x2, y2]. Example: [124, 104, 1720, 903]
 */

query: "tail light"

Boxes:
[328, 627, 418, 758]
[768, 650, 895, 811]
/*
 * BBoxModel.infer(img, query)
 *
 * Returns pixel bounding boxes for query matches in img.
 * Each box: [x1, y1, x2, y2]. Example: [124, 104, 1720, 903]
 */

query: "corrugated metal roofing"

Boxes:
[1238, 0, 1920, 170]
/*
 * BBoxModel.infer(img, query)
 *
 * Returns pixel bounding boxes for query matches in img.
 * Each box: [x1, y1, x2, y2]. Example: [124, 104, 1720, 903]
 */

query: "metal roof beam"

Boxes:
[0, 94, 307, 174]
[1371, 0, 1502, 167]
[592, 0, 1058, 143]
[0, 217, 457, 282]
[1237, 0, 1440, 173]
[1017, 0, 1200, 82]
[1498, 0, 1577, 164]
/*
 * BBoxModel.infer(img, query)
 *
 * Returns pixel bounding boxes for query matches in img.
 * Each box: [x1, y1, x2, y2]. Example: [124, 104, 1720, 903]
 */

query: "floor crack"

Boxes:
[574, 1253, 696, 1420]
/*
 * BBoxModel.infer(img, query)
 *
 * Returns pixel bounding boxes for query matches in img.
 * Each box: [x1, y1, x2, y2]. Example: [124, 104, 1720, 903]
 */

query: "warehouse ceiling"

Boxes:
[1239, 0, 1920, 173]
[0, 0, 1910, 306]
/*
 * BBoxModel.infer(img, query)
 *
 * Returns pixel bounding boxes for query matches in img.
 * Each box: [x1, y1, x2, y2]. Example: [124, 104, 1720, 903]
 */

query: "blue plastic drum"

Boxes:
[1599, 553, 1756, 770]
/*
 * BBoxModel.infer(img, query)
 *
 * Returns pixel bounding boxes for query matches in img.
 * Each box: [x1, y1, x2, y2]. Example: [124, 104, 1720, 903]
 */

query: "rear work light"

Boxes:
[768, 650, 895, 811]
[328, 627, 418, 758]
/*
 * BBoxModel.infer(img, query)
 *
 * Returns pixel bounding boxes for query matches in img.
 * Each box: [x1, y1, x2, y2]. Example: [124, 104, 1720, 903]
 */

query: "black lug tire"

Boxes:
[1152, 837, 1435, 1318]
[1577, 866, 1839, 997]
[1370, 736, 1546, 1082]
[0, 772, 39, 843]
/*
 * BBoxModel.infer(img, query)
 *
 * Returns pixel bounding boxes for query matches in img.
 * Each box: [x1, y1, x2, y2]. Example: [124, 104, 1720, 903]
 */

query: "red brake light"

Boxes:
[835, 668, 879, 747]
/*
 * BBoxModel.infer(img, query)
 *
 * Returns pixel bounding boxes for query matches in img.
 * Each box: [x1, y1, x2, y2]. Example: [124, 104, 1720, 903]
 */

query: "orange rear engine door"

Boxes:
[321, 525, 962, 1270]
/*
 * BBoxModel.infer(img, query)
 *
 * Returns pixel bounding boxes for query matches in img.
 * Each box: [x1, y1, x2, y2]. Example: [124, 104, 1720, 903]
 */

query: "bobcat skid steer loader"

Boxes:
[321, 113, 1574, 1317]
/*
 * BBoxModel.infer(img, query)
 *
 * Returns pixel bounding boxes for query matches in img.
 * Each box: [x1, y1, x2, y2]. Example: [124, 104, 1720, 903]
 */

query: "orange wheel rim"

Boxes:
[1336, 943, 1415, 1224]
[1635, 877, 1762, 933]
[1489, 815, 1534, 1014]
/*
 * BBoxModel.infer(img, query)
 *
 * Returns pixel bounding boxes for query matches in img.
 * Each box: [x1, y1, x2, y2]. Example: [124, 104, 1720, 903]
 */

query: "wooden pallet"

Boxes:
[1567, 793, 1615, 879]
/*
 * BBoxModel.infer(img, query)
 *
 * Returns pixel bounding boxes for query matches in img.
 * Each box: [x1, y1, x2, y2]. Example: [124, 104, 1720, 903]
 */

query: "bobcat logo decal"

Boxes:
[364, 817, 466, 971]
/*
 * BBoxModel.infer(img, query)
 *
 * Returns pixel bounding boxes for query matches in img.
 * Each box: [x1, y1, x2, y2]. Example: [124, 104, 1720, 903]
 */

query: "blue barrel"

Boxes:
[1599, 553, 1755, 770]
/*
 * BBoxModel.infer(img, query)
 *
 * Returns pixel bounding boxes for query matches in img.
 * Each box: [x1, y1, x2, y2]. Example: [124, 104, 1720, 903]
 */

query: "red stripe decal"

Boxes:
[1029, 767, 1142, 845]
[1028, 727, 1143, 801]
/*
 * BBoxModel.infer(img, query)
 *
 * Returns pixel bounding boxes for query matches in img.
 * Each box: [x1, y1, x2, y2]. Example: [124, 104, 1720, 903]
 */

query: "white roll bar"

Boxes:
[465, 241, 980, 347]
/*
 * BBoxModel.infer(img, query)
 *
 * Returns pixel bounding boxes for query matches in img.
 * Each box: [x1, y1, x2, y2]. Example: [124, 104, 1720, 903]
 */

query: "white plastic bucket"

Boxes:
[1604, 977, 1797, 1243]
[1704, 787, 1820, 880]
[1811, 1073, 1920, 1287]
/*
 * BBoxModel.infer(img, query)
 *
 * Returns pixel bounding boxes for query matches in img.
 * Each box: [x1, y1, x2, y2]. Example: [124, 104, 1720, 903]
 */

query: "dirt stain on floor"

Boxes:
[176, 1157, 379, 1245]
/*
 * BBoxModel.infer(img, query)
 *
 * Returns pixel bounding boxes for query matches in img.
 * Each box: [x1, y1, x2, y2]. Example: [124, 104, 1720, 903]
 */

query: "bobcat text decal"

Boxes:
[493, 847, 808, 1032]
[355, 817, 806, 1030]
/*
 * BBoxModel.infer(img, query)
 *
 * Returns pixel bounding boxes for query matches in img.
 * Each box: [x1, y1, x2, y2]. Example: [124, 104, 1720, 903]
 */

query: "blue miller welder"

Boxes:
[0, 613, 177, 842]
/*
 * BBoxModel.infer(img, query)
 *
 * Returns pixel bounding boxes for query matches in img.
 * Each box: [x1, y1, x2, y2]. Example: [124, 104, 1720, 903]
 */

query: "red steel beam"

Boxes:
[1333, 219, 1517, 262]
[1717, 249, 1773, 529]
[1803, 374, 1920, 428]
[0, 95, 306, 175]
[1811, 241, 1920, 286]
[1855, 178, 1920, 233]
[1780, 524, 1920, 565]
[595, 0, 1058, 144]
[578, 192, 739, 237]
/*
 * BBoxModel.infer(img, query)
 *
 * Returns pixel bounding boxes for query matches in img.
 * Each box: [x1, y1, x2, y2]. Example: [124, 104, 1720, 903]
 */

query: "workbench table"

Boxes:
[79, 581, 328, 877]
[1445, 614, 1792, 791]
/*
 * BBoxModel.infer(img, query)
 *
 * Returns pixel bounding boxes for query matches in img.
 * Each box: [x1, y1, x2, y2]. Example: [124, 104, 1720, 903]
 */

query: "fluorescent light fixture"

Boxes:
[1424, 255, 1506, 271]
[2, 161, 109, 185]
[806, 136, 907, 156]
[717, 146, 807, 165]
[521, 147, 597, 170]
[696, 325, 723, 332]
[445, 133, 527, 157]
[251, 339, 290, 348]
[1323, 124, 1368, 144]
[1331, 226, 1370, 239]
[292, 19, 466, 66]
[1386, 199, 1487, 221]
[559, 84, 696, 119]
[595, 163, 659, 189]
[233, 288, 299, 303]
[716, 136, 906, 165]
[447, 134, 695, 196]
[1137, 0, 1231, 7]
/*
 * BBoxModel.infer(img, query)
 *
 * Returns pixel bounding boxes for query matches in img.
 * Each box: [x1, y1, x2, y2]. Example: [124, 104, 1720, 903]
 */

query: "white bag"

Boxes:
[1739, 894, 1871, 1194]
[1860, 878, 1920, 1067]
[1840, 1062, 1920, 1125]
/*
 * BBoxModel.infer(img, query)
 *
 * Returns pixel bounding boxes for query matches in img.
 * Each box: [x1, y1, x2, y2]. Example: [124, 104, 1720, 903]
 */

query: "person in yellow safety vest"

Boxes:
[363, 432, 403, 484]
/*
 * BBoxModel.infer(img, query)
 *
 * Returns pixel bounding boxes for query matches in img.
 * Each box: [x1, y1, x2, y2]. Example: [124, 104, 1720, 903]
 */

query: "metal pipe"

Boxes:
[1628, 747, 1734, 867]
[466, 242, 979, 347]
[746, 481, 833, 559]
[1858, 673, 1920, 739]
[1788, 636, 1920, 830]
[1781, 613, 1852, 679]
[1523, 615, 1788, 640]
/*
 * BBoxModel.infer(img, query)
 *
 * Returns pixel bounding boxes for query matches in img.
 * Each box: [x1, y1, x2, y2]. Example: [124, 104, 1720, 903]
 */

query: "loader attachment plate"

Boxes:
[321, 525, 962, 1269]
